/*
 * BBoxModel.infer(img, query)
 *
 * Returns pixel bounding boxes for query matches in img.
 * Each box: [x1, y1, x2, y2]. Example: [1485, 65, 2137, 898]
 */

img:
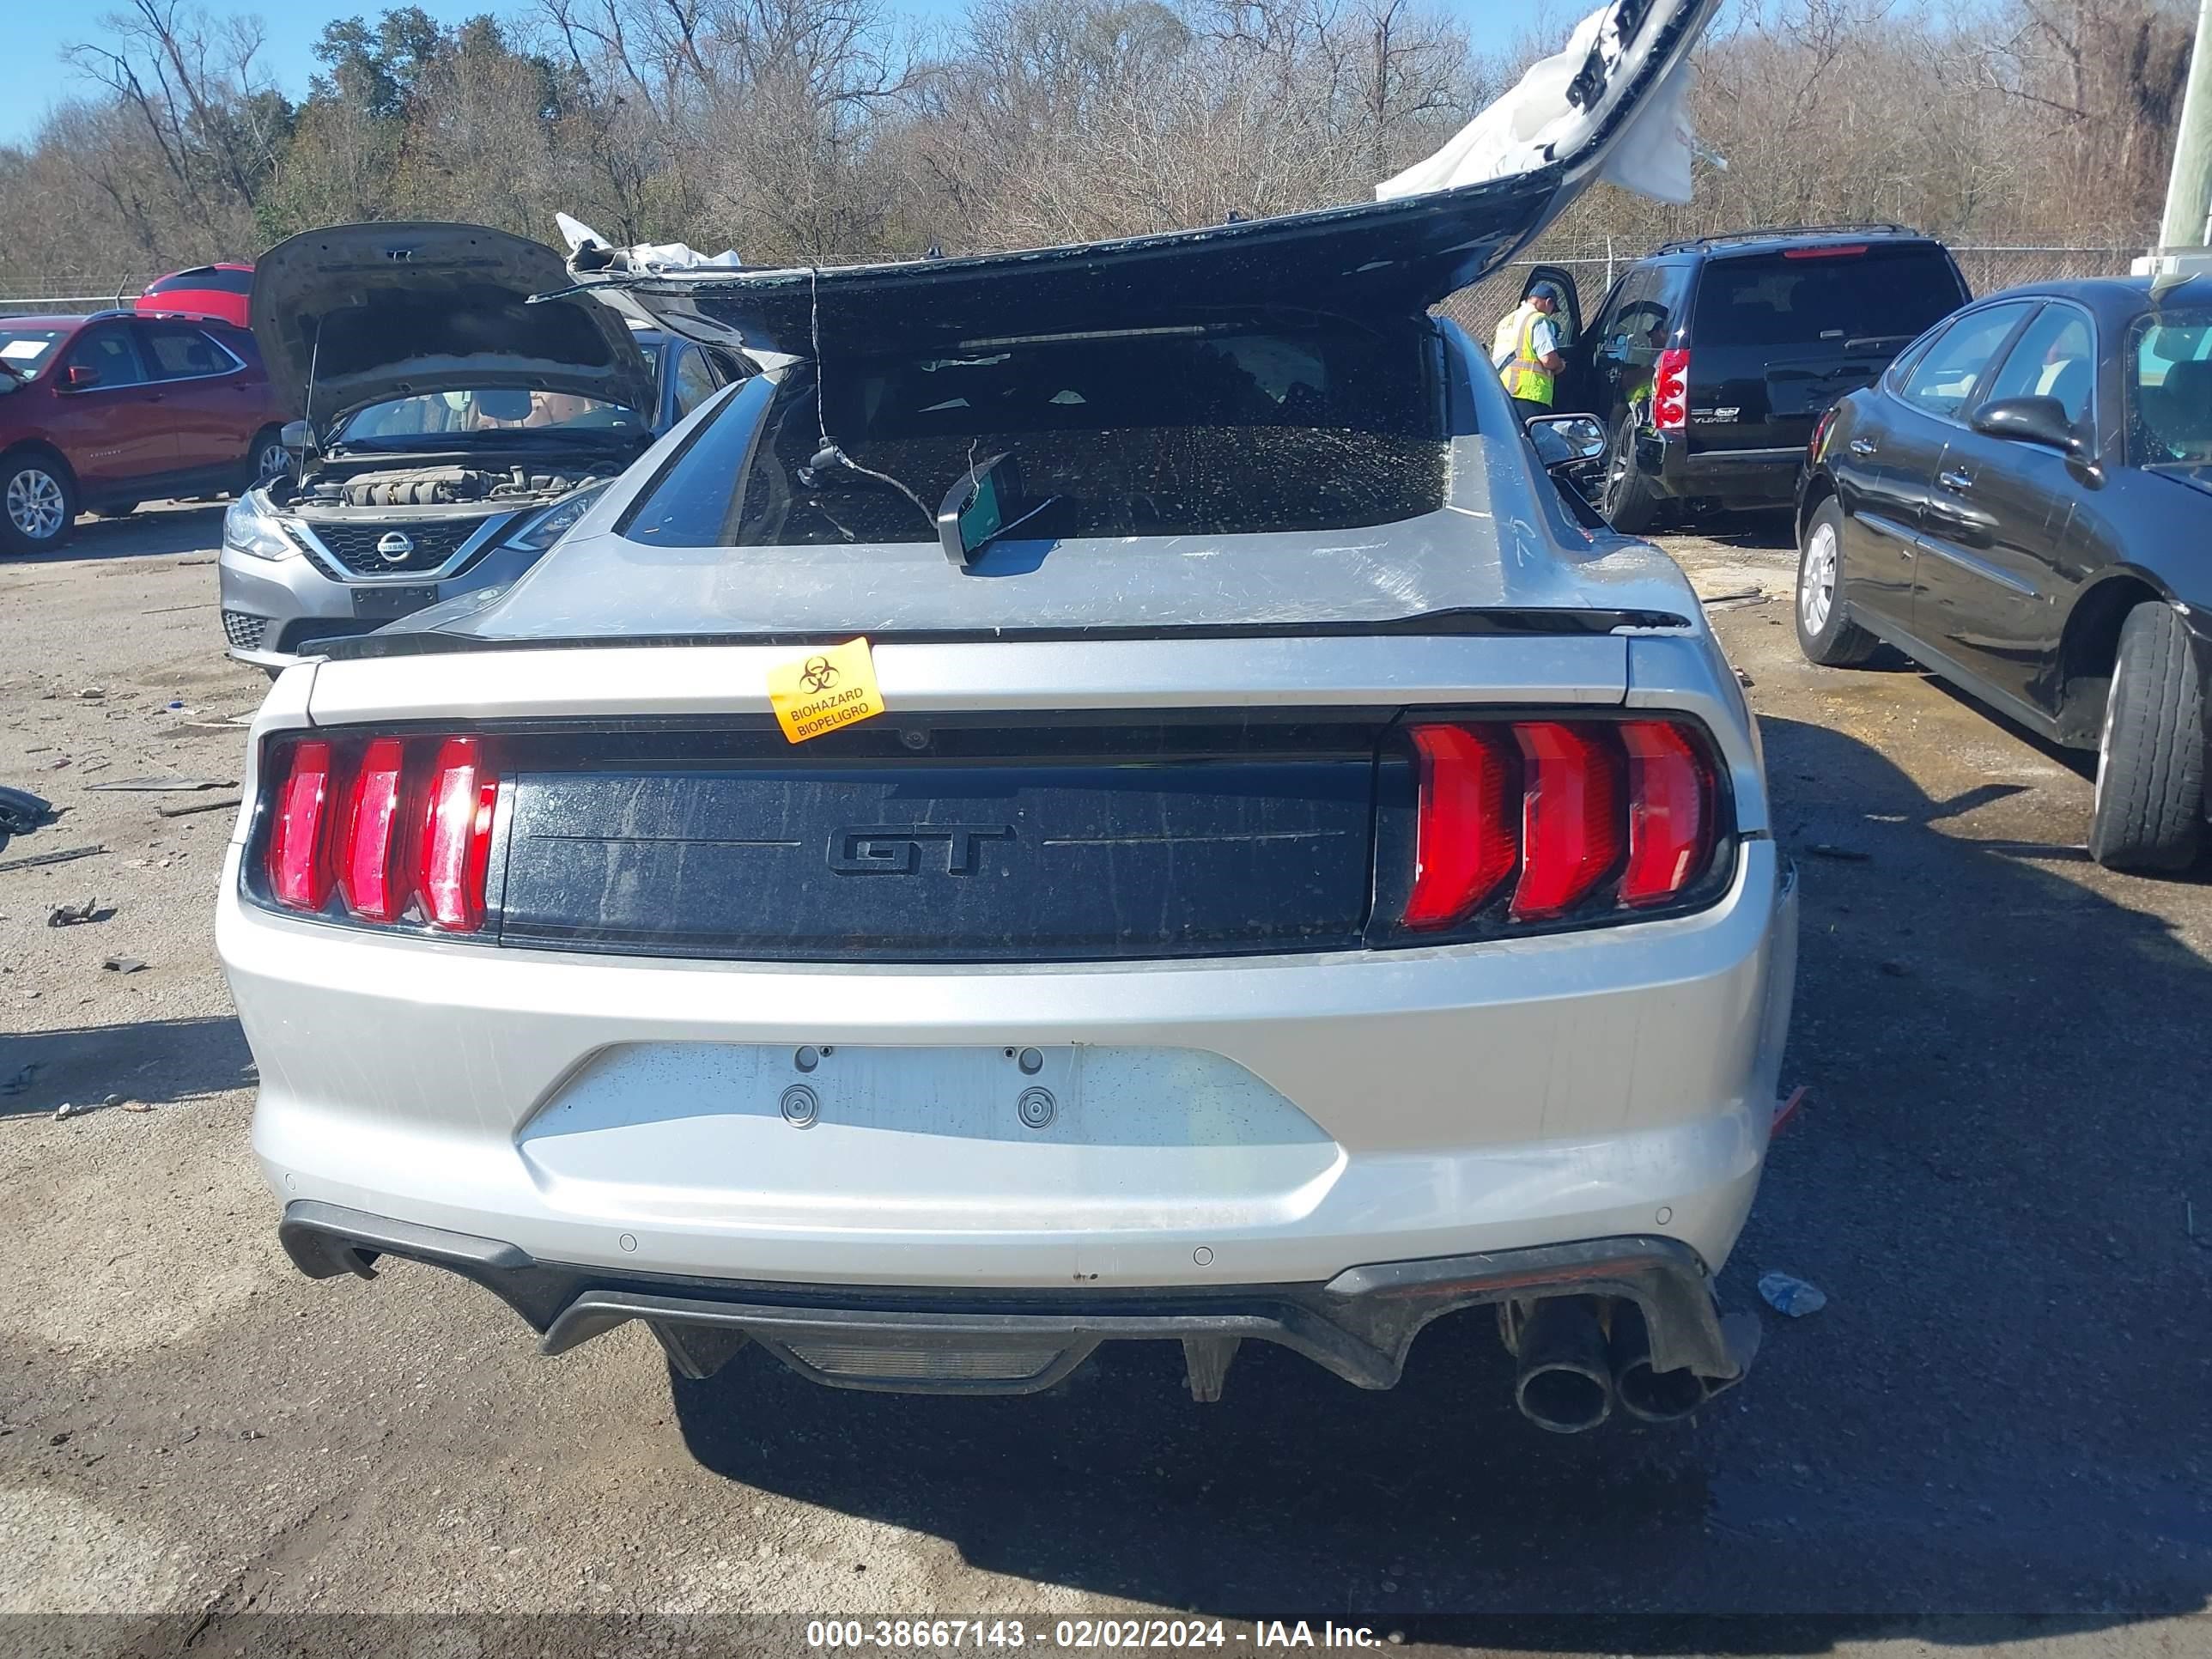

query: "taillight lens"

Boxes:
[261, 733, 499, 933]
[416, 738, 497, 933]
[1808, 404, 1838, 465]
[1618, 720, 1713, 907]
[1405, 725, 1517, 929]
[338, 737, 410, 923]
[265, 740, 337, 910]
[1392, 717, 1721, 937]
[1512, 721, 1622, 920]
[1653, 348, 1690, 433]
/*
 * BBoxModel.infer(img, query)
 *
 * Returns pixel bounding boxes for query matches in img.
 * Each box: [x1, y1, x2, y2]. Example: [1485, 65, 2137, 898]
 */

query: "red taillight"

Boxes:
[1398, 718, 1718, 933]
[1618, 720, 1712, 907]
[1405, 725, 1517, 929]
[338, 737, 410, 922]
[1652, 348, 1690, 433]
[1511, 722, 1621, 920]
[265, 740, 337, 911]
[416, 738, 498, 933]
[1808, 404, 1838, 465]
[265, 733, 500, 930]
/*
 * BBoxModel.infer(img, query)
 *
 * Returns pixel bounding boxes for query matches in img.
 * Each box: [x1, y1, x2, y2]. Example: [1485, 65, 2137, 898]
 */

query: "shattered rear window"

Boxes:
[623, 320, 1449, 546]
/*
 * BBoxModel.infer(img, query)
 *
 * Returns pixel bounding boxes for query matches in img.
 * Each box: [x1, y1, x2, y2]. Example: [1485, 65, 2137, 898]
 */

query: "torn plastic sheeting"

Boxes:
[1378, 1, 1705, 206]
[555, 211, 741, 275]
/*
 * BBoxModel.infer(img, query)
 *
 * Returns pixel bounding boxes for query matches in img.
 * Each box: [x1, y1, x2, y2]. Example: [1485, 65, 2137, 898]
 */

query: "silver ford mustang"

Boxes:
[219, 0, 1794, 1431]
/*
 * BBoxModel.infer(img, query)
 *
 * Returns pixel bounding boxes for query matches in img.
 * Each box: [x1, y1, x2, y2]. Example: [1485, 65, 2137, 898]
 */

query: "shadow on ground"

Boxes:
[12, 501, 226, 567]
[1686, 508, 1797, 552]
[665, 716, 2212, 1637]
[1, 1013, 253, 1118]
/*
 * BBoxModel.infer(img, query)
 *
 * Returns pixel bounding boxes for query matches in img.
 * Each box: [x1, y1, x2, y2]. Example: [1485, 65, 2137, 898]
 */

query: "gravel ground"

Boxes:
[2, 504, 2209, 1656]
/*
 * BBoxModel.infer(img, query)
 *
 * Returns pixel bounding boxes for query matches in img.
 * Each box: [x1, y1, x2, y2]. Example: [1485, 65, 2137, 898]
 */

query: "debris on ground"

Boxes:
[0, 843, 107, 874]
[100, 957, 148, 975]
[77, 687, 105, 700]
[1806, 842, 1872, 862]
[0, 785, 55, 834]
[1758, 1271, 1828, 1318]
[53, 1102, 77, 1121]
[155, 796, 241, 819]
[121, 1101, 154, 1115]
[87, 776, 232, 793]
[1734, 666, 1755, 687]
[1701, 586, 1767, 609]
[46, 898, 106, 927]
[1770, 1085, 1808, 1136]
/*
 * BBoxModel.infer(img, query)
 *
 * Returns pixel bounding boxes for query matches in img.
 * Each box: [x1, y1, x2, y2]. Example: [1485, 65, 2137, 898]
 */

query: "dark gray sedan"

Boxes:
[1795, 274, 2210, 871]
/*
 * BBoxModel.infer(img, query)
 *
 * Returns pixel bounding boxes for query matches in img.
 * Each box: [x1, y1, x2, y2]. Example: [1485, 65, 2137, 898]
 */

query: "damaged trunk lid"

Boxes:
[580, 0, 1717, 358]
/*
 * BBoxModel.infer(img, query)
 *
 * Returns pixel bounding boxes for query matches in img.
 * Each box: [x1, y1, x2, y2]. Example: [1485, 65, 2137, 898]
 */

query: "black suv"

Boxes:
[1526, 226, 1971, 531]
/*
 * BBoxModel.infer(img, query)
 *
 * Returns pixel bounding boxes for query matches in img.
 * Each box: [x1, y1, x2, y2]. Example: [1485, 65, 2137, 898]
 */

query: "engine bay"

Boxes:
[271, 464, 613, 511]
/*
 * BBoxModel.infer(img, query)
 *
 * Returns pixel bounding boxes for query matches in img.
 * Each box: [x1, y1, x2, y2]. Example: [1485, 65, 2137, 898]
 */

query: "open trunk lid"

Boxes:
[574, 0, 1719, 358]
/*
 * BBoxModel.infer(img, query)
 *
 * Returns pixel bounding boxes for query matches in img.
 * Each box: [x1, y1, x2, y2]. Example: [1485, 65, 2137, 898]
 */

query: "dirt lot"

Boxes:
[3, 504, 2209, 1656]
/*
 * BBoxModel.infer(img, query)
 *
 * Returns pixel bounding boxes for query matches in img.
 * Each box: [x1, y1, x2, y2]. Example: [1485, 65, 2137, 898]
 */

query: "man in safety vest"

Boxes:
[1492, 281, 1569, 422]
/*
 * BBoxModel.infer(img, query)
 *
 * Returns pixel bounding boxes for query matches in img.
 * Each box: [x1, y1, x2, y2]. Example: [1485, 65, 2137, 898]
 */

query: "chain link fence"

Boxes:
[0, 281, 158, 316]
[2, 238, 2157, 327]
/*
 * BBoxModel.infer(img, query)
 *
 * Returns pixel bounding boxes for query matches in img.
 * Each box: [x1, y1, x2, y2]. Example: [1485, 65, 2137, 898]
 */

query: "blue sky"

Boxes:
[2, 2, 562, 146]
[2, 0, 1547, 148]
[0, 0, 996, 147]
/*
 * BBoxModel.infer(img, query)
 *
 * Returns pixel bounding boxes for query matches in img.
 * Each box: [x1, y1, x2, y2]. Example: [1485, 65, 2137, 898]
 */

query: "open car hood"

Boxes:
[571, 0, 1716, 359]
[251, 222, 656, 434]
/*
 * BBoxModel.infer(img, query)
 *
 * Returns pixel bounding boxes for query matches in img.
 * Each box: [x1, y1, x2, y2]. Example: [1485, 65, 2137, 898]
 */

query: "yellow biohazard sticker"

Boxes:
[769, 636, 886, 744]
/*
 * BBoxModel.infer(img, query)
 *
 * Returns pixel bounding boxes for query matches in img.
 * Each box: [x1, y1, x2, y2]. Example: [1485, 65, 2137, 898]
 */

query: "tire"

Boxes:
[1599, 413, 1662, 535]
[1795, 496, 1881, 667]
[2087, 601, 2203, 872]
[243, 426, 289, 492]
[1, 450, 77, 555]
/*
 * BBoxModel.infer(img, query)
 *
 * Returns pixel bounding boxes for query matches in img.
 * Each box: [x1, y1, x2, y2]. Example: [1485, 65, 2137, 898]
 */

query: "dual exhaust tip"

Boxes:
[1509, 1296, 1715, 1434]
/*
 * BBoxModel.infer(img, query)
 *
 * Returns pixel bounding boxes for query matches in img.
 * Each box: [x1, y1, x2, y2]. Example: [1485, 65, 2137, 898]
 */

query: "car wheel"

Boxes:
[1599, 414, 1661, 534]
[1794, 497, 1880, 667]
[2087, 600, 2203, 872]
[246, 427, 290, 490]
[1, 453, 76, 555]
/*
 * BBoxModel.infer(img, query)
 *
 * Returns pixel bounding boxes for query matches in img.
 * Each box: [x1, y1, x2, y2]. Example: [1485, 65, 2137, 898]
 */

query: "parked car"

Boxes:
[220, 0, 1795, 1431]
[1528, 225, 1972, 532]
[0, 310, 290, 554]
[218, 222, 746, 671]
[1795, 275, 2210, 872]
[137, 263, 255, 330]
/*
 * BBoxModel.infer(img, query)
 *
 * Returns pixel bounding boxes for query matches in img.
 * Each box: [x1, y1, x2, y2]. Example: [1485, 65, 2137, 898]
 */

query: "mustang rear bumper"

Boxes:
[279, 1199, 1757, 1399]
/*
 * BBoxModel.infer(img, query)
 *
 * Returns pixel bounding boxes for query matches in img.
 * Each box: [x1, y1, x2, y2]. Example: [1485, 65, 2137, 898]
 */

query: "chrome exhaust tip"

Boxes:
[1511, 1297, 1615, 1434]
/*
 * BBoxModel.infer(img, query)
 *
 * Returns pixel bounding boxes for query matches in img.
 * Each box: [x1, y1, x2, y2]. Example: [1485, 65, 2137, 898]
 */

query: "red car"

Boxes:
[1, 310, 291, 554]
[137, 264, 255, 330]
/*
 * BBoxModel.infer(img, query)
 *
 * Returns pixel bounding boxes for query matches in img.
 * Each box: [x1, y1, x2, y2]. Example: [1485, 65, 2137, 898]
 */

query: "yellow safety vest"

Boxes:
[1502, 307, 1555, 405]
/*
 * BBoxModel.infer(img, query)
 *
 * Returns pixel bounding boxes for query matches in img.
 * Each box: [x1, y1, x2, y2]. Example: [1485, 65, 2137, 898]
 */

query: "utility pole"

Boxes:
[2140, 0, 2212, 275]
